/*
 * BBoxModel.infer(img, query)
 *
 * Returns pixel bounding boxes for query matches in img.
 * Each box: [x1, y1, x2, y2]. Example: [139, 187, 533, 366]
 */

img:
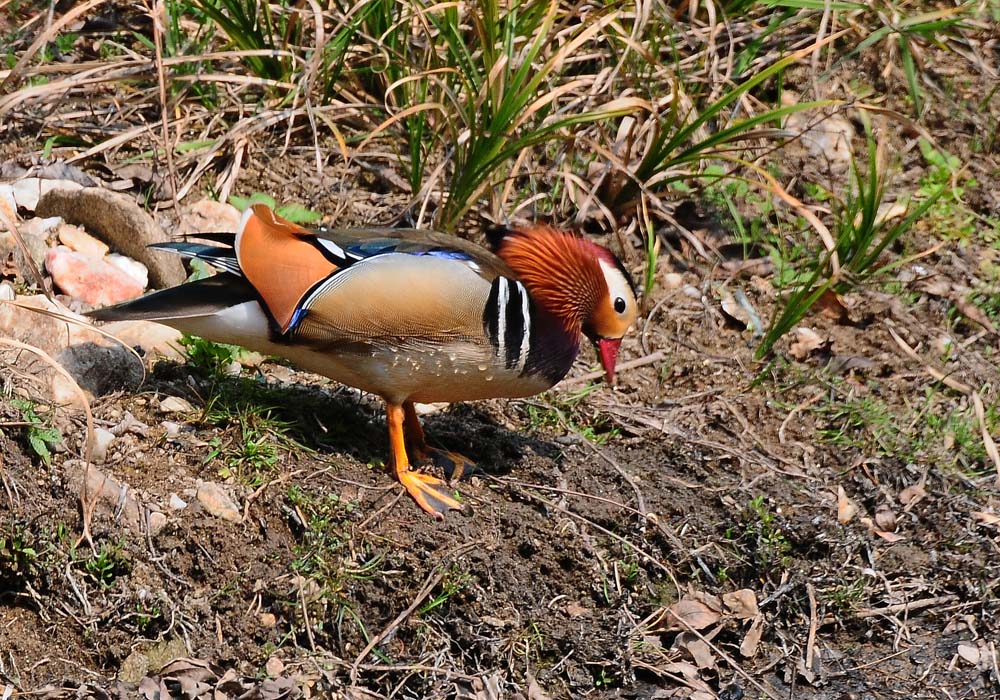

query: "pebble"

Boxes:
[662, 272, 685, 290]
[91, 427, 116, 463]
[58, 222, 109, 259]
[0, 281, 14, 301]
[0, 184, 16, 214]
[19, 215, 62, 239]
[46, 245, 145, 305]
[2, 216, 57, 273]
[168, 493, 188, 510]
[10, 178, 83, 211]
[413, 402, 448, 415]
[682, 284, 703, 300]
[265, 657, 285, 677]
[180, 198, 243, 235]
[159, 396, 194, 414]
[196, 481, 242, 523]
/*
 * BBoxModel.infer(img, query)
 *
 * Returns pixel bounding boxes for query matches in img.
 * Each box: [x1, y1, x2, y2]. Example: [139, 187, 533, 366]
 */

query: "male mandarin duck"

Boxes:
[90, 205, 638, 518]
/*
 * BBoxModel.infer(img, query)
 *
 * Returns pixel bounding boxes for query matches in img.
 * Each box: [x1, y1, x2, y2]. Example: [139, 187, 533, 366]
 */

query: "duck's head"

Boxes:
[489, 224, 638, 385]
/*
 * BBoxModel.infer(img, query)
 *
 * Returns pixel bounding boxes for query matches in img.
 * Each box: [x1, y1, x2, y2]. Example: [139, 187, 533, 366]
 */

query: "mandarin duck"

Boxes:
[90, 205, 638, 518]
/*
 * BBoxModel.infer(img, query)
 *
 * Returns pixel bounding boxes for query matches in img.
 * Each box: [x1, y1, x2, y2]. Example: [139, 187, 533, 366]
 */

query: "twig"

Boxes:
[804, 582, 818, 675]
[493, 476, 686, 552]
[561, 350, 667, 388]
[674, 615, 782, 700]
[0, 194, 50, 299]
[853, 594, 959, 620]
[778, 390, 824, 445]
[149, 0, 180, 211]
[0, 339, 95, 548]
[885, 322, 973, 395]
[491, 476, 679, 591]
[579, 438, 647, 516]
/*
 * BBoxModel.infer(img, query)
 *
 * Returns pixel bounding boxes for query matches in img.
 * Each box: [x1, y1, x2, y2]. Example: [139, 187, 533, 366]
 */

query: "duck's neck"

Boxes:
[522, 304, 582, 386]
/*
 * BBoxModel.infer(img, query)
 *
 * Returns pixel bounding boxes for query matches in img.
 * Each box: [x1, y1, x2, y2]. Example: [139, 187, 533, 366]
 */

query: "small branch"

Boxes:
[853, 594, 959, 620]
[561, 350, 667, 388]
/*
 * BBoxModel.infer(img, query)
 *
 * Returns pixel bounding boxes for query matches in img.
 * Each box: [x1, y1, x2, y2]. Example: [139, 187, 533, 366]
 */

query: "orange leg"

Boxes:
[386, 402, 469, 519]
[403, 401, 477, 481]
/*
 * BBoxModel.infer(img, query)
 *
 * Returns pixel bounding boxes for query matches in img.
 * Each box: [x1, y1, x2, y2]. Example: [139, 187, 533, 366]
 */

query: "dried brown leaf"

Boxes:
[674, 632, 716, 670]
[658, 597, 722, 631]
[874, 504, 897, 532]
[954, 295, 998, 335]
[813, 289, 849, 322]
[740, 615, 764, 658]
[972, 510, 1000, 527]
[860, 517, 906, 543]
[899, 481, 926, 506]
[837, 485, 859, 524]
[788, 327, 827, 360]
[957, 642, 981, 665]
[722, 589, 759, 620]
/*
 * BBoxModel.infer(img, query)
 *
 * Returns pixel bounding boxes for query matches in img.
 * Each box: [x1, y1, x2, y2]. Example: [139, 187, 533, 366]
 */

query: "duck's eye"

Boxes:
[614, 297, 627, 314]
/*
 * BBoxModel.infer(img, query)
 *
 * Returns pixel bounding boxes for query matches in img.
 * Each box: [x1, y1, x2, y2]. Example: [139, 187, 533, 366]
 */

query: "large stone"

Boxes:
[35, 187, 186, 287]
[46, 245, 145, 305]
[0, 294, 182, 400]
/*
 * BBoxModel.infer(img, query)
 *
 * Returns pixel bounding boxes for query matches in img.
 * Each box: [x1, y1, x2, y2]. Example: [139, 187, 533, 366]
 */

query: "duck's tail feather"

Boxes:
[87, 273, 258, 322]
[151, 242, 242, 277]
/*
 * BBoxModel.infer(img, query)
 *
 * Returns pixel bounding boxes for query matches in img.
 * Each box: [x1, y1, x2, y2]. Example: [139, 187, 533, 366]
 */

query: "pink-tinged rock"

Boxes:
[46, 245, 144, 305]
[106, 252, 149, 289]
[58, 222, 109, 258]
[178, 198, 243, 236]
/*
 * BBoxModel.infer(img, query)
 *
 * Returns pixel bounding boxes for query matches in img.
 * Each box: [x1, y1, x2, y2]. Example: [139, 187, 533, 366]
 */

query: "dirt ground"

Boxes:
[3, 8, 1000, 700]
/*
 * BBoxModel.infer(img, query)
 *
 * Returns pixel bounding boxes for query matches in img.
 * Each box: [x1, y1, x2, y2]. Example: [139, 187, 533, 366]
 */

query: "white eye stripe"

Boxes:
[598, 258, 633, 311]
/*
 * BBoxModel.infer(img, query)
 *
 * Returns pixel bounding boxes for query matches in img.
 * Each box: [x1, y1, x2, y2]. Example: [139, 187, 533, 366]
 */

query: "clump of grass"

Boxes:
[379, 0, 642, 229]
[597, 44, 836, 217]
[756, 127, 945, 359]
[283, 485, 385, 651]
[179, 334, 249, 375]
[525, 384, 620, 445]
[80, 538, 129, 589]
[187, 0, 297, 83]
[418, 566, 471, 615]
[726, 494, 792, 575]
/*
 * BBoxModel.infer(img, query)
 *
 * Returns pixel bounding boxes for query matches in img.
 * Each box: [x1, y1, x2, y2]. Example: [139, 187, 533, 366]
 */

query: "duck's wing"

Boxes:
[91, 205, 516, 348]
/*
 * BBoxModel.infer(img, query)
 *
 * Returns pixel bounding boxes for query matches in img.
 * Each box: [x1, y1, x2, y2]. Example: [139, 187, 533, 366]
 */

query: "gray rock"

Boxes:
[36, 187, 185, 287]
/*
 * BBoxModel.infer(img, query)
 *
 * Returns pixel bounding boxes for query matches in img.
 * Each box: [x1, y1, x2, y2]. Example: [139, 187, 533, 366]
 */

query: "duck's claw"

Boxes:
[398, 469, 472, 519]
[415, 446, 479, 481]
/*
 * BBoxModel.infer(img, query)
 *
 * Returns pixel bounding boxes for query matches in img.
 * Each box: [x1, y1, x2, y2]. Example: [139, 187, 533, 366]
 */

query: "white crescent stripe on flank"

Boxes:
[516, 281, 530, 372]
[496, 277, 509, 361]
